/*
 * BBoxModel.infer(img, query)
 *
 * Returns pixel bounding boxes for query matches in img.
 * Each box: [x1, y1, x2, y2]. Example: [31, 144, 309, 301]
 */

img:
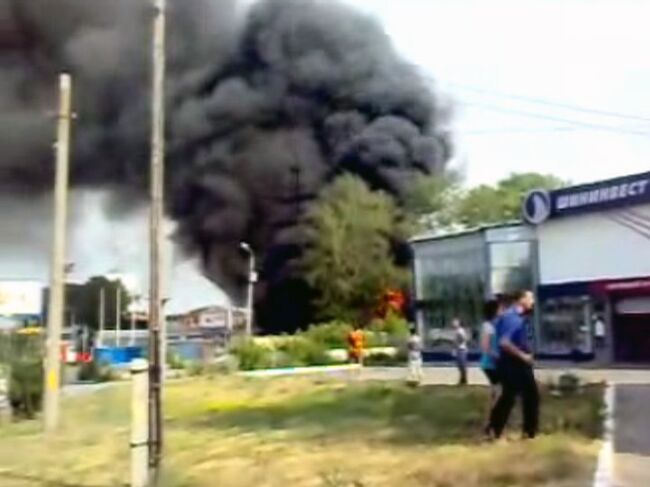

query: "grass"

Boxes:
[0, 375, 604, 487]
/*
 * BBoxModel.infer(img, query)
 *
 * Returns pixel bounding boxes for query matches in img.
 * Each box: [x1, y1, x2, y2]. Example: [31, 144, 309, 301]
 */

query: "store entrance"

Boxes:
[613, 297, 650, 363]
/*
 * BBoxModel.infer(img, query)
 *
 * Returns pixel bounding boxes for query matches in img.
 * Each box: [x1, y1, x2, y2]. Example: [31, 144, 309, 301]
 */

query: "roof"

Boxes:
[409, 220, 523, 244]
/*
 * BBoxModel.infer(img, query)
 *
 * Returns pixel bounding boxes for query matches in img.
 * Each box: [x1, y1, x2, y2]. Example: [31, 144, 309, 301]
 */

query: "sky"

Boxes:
[347, 0, 650, 185]
[2, 0, 650, 307]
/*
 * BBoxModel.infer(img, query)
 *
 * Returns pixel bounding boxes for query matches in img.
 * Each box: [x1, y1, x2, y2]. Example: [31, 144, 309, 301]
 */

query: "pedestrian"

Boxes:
[347, 324, 365, 366]
[593, 314, 606, 349]
[452, 318, 468, 385]
[488, 290, 539, 440]
[406, 326, 424, 385]
[479, 299, 503, 435]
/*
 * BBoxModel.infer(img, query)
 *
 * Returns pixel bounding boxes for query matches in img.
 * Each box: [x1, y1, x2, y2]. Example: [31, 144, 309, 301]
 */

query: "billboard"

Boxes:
[0, 281, 43, 316]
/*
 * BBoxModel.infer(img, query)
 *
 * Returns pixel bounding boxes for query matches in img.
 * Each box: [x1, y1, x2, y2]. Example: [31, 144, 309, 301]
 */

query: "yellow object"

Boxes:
[47, 369, 59, 391]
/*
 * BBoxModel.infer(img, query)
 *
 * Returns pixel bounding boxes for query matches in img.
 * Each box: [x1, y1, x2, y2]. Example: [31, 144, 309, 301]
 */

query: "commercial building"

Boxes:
[412, 170, 650, 364]
[524, 171, 650, 363]
[411, 223, 536, 351]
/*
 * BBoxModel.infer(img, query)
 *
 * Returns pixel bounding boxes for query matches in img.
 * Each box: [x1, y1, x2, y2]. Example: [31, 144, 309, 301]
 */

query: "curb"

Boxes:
[593, 382, 616, 487]
[239, 364, 360, 377]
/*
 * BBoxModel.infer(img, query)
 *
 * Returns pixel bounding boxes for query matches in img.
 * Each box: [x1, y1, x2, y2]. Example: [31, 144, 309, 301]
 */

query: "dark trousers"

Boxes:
[489, 354, 539, 438]
[456, 349, 468, 385]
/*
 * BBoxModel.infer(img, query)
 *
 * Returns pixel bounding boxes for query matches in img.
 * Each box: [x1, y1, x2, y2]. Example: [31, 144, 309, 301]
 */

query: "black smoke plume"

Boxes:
[0, 0, 451, 331]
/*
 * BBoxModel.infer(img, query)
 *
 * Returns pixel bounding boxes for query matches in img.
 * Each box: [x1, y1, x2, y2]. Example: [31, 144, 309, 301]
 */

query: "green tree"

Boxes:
[65, 276, 131, 330]
[301, 175, 408, 322]
[404, 171, 462, 229]
[454, 172, 565, 227]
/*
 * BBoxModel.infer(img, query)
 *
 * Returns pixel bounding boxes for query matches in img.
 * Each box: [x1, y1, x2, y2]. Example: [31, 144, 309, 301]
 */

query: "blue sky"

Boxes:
[347, 0, 650, 185]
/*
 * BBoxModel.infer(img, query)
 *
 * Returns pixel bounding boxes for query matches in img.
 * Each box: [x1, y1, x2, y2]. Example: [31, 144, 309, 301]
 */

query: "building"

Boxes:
[411, 223, 536, 350]
[412, 170, 650, 364]
[524, 171, 650, 363]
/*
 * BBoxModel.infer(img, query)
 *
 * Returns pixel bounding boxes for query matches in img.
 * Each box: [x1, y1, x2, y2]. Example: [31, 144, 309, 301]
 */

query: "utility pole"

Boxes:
[43, 73, 73, 432]
[116, 285, 122, 347]
[98, 287, 105, 347]
[240, 242, 256, 336]
[148, 0, 166, 479]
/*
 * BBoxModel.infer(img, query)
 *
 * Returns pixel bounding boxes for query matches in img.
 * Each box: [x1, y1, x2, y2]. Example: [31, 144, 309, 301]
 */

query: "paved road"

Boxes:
[613, 385, 650, 487]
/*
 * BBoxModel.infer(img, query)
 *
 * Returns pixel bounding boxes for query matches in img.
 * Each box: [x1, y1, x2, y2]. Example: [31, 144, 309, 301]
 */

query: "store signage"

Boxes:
[522, 171, 650, 224]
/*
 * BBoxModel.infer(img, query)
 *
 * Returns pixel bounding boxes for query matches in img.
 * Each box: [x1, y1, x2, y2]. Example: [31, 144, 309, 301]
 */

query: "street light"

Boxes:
[240, 242, 256, 336]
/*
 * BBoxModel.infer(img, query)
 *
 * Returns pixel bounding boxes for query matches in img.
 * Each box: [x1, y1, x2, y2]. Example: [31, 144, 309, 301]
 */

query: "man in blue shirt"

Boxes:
[488, 289, 539, 439]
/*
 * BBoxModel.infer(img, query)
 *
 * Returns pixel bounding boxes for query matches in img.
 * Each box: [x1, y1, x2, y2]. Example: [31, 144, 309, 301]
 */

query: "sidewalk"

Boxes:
[359, 365, 650, 385]
[613, 385, 650, 487]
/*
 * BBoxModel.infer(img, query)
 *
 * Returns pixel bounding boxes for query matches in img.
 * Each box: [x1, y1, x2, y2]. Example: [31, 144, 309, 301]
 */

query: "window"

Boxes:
[490, 242, 531, 268]
[539, 297, 591, 354]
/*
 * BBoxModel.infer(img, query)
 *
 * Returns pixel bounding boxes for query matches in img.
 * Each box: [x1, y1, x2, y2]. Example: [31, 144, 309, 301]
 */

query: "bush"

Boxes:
[77, 360, 115, 383]
[364, 348, 408, 367]
[9, 359, 43, 419]
[4, 333, 43, 420]
[230, 339, 273, 371]
[557, 372, 582, 395]
[302, 321, 352, 349]
[277, 337, 332, 368]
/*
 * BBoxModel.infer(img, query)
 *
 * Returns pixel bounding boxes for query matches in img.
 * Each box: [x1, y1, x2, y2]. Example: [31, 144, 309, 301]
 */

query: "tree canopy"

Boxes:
[410, 172, 566, 230]
[300, 175, 409, 322]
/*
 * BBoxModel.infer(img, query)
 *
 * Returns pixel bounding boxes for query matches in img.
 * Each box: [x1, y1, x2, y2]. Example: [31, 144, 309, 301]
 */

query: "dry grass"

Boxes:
[0, 375, 603, 487]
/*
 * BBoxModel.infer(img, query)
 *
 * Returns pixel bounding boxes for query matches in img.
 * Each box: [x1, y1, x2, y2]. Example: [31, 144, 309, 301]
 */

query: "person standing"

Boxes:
[488, 290, 539, 439]
[347, 324, 365, 366]
[593, 314, 606, 350]
[407, 327, 424, 384]
[452, 318, 468, 386]
[480, 299, 503, 432]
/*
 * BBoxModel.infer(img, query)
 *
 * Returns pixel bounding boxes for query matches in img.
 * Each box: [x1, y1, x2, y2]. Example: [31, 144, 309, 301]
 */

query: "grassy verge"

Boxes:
[0, 376, 603, 487]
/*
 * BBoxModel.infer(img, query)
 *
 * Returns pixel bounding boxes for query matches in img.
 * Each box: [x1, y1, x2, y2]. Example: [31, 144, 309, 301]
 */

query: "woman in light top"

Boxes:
[480, 298, 504, 434]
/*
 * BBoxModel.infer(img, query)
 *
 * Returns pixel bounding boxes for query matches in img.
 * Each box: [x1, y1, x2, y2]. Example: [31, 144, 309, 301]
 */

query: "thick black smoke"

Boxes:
[0, 0, 451, 331]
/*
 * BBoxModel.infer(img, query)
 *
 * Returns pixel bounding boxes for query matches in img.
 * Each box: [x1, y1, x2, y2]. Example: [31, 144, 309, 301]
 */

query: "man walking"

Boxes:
[452, 318, 468, 386]
[488, 290, 539, 439]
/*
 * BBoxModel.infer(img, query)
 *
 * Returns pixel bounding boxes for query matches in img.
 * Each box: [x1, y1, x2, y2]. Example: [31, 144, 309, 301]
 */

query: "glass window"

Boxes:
[490, 267, 533, 296]
[539, 297, 591, 354]
[489, 242, 531, 268]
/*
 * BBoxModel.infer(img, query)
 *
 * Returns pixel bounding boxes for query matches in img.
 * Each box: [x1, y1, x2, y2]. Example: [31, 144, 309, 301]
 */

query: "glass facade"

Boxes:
[413, 225, 536, 349]
[488, 241, 535, 296]
[538, 296, 592, 354]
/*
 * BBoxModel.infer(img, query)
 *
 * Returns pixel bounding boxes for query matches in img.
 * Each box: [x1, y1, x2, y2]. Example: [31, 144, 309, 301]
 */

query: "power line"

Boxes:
[459, 100, 650, 137]
[441, 80, 650, 124]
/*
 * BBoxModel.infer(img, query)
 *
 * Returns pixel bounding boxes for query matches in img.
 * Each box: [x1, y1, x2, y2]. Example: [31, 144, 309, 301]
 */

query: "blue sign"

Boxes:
[522, 171, 650, 224]
[522, 189, 551, 224]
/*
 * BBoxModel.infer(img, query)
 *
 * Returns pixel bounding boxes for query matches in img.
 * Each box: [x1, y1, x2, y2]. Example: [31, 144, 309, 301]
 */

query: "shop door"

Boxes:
[613, 297, 650, 363]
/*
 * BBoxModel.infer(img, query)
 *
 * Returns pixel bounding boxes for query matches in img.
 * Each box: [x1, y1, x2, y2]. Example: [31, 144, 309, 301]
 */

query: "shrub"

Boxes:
[9, 359, 43, 419]
[364, 348, 408, 367]
[277, 337, 331, 367]
[230, 339, 273, 371]
[5, 333, 43, 420]
[557, 372, 582, 395]
[77, 360, 115, 383]
[302, 321, 352, 349]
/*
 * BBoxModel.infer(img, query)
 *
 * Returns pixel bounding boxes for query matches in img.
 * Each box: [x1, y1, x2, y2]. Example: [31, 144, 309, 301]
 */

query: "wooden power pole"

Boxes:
[43, 73, 73, 432]
[148, 0, 167, 478]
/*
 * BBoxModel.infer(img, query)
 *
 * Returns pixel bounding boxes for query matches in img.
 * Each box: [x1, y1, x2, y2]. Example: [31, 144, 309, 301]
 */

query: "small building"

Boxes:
[411, 223, 536, 350]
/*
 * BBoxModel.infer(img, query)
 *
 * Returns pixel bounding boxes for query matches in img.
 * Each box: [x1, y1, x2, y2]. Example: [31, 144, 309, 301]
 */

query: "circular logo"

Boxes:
[522, 189, 551, 224]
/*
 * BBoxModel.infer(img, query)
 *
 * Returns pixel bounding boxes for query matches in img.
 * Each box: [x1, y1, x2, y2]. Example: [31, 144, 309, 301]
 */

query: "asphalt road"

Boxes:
[614, 385, 650, 487]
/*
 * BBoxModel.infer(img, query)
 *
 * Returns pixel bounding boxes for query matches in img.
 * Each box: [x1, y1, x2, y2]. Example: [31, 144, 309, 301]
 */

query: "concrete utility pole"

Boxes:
[98, 287, 105, 347]
[240, 242, 256, 336]
[148, 0, 167, 478]
[43, 73, 73, 433]
[130, 359, 149, 487]
[116, 285, 122, 347]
